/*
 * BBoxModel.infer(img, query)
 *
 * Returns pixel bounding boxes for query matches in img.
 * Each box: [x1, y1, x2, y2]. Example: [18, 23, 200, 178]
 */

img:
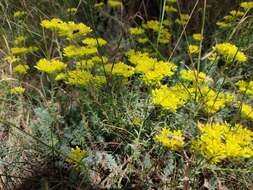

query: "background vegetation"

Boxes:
[0, 0, 253, 189]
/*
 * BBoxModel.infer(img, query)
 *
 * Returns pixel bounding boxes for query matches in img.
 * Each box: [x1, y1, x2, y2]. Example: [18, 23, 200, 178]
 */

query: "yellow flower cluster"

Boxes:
[95, 2, 104, 8]
[166, 0, 177, 3]
[240, 103, 253, 121]
[63, 45, 97, 58]
[76, 56, 108, 70]
[188, 44, 199, 55]
[151, 79, 234, 113]
[165, 5, 177, 13]
[240, 2, 253, 9]
[193, 86, 234, 113]
[129, 19, 171, 45]
[155, 128, 185, 151]
[64, 70, 93, 86]
[67, 8, 77, 14]
[82, 38, 107, 47]
[66, 146, 88, 165]
[192, 122, 253, 164]
[14, 64, 29, 74]
[215, 42, 247, 63]
[192, 33, 203, 41]
[11, 46, 38, 55]
[236, 80, 253, 96]
[127, 50, 177, 85]
[14, 36, 26, 45]
[176, 14, 190, 25]
[63, 70, 105, 86]
[41, 18, 92, 40]
[142, 20, 161, 32]
[152, 85, 189, 112]
[180, 70, 212, 84]
[108, 0, 122, 8]
[14, 11, 26, 17]
[216, 8, 246, 28]
[105, 62, 135, 78]
[35, 59, 67, 74]
[129, 27, 145, 35]
[10, 86, 25, 94]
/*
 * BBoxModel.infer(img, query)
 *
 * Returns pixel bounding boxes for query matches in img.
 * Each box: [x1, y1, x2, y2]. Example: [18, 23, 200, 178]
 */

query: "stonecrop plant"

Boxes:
[0, 0, 253, 189]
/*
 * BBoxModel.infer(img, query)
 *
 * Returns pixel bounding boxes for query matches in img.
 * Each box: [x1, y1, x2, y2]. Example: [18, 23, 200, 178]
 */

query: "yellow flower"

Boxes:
[55, 73, 66, 81]
[93, 75, 107, 86]
[108, 0, 122, 8]
[155, 128, 185, 151]
[180, 69, 212, 84]
[63, 45, 97, 58]
[176, 14, 190, 25]
[129, 27, 145, 35]
[66, 146, 88, 165]
[192, 122, 253, 164]
[240, 103, 253, 121]
[240, 2, 253, 9]
[137, 38, 149, 44]
[163, 19, 172, 27]
[142, 20, 161, 32]
[127, 50, 176, 85]
[152, 85, 189, 112]
[159, 30, 171, 44]
[11, 46, 38, 55]
[35, 59, 67, 74]
[216, 21, 231, 28]
[64, 70, 93, 86]
[105, 62, 135, 78]
[166, 0, 177, 3]
[188, 44, 199, 54]
[191, 86, 234, 114]
[10, 86, 25, 94]
[215, 42, 247, 63]
[14, 36, 26, 45]
[41, 18, 64, 29]
[192, 33, 203, 41]
[82, 38, 107, 47]
[67, 8, 77, 14]
[236, 80, 253, 96]
[14, 11, 26, 17]
[165, 5, 177, 12]
[14, 64, 29, 74]
[41, 18, 92, 40]
[229, 10, 245, 17]
[95, 2, 104, 8]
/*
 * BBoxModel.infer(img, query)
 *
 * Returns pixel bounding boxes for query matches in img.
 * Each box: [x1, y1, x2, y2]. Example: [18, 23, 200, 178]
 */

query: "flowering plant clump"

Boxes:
[155, 128, 185, 151]
[105, 62, 135, 78]
[188, 44, 199, 55]
[63, 70, 94, 86]
[14, 64, 29, 74]
[180, 70, 212, 84]
[11, 46, 38, 55]
[214, 42, 247, 63]
[35, 59, 67, 74]
[152, 85, 190, 112]
[41, 18, 92, 40]
[10, 86, 25, 94]
[66, 146, 88, 165]
[240, 103, 253, 121]
[63, 45, 98, 58]
[192, 123, 253, 164]
[236, 80, 253, 96]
